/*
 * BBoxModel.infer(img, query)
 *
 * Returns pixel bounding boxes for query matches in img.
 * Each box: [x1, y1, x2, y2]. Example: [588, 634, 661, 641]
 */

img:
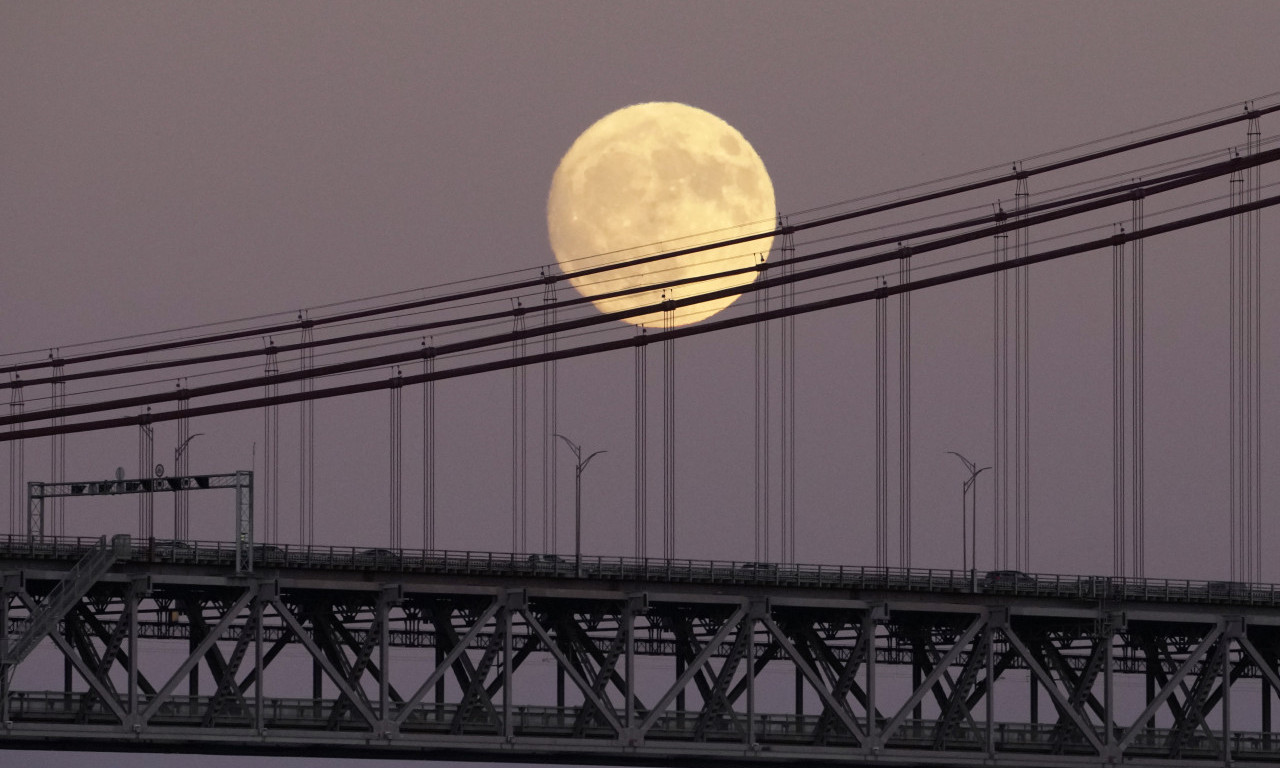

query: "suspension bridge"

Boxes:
[2, 100, 1280, 766]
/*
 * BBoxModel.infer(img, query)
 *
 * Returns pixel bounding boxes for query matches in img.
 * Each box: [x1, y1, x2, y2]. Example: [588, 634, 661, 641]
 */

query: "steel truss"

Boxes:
[4, 548, 1280, 766]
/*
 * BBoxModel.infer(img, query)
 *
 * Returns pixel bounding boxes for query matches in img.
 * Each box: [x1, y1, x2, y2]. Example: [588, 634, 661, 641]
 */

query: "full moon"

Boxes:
[547, 102, 776, 327]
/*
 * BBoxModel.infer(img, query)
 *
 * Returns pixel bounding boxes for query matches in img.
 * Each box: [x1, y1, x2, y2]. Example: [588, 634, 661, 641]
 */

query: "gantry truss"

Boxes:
[4, 538, 1280, 766]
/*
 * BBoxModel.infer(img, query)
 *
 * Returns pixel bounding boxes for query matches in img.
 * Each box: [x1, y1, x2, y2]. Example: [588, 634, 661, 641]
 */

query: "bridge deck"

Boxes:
[5, 536, 1280, 767]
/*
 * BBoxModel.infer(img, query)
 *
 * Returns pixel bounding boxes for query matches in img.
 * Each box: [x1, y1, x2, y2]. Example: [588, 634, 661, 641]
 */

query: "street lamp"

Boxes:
[947, 451, 989, 590]
[173, 433, 204, 540]
[554, 434, 605, 578]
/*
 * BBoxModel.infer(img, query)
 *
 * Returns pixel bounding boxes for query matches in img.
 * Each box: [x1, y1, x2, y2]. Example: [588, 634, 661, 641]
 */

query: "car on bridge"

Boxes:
[356, 548, 403, 567]
[525, 553, 571, 572]
[149, 539, 194, 559]
[983, 569, 1036, 590]
[251, 543, 285, 565]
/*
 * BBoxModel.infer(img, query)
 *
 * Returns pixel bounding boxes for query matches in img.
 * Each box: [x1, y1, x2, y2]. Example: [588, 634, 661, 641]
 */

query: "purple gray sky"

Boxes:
[4, 2, 1280, 766]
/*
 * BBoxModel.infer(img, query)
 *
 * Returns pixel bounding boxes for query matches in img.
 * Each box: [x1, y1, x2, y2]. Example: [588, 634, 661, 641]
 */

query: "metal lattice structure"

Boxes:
[4, 539, 1280, 765]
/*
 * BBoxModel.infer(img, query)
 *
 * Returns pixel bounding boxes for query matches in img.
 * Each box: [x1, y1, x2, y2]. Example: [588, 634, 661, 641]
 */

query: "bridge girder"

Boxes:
[4, 543, 1280, 766]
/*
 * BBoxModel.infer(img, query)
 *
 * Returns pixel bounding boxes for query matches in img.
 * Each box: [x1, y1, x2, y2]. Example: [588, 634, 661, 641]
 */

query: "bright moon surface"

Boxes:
[547, 102, 776, 327]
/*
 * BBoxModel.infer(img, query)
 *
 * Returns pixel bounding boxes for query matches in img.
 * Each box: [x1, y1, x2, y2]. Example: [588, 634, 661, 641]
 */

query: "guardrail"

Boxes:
[3, 534, 1279, 606]
[4, 690, 1279, 756]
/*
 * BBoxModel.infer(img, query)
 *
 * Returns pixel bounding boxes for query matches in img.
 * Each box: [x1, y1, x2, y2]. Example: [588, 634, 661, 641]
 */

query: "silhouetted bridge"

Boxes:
[4, 535, 1280, 766]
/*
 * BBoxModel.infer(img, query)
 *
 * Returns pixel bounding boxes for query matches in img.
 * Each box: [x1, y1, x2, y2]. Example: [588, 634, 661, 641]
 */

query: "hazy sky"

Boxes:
[4, 2, 1280, 765]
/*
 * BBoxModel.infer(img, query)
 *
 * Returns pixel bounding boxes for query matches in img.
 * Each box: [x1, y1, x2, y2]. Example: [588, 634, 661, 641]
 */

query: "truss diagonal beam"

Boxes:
[639, 605, 747, 736]
[760, 613, 866, 745]
[1118, 623, 1222, 753]
[268, 594, 377, 729]
[694, 614, 750, 740]
[882, 614, 985, 743]
[452, 610, 504, 733]
[572, 618, 627, 736]
[139, 589, 255, 725]
[522, 606, 623, 736]
[1004, 623, 1104, 753]
[1239, 633, 1280, 699]
[14, 591, 128, 725]
[394, 599, 500, 726]
[431, 602, 500, 724]
[74, 605, 156, 696]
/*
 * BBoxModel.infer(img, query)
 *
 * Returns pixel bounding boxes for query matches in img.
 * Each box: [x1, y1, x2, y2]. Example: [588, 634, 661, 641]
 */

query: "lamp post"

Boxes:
[173, 433, 204, 540]
[554, 434, 605, 578]
[947, 451, 989, 591]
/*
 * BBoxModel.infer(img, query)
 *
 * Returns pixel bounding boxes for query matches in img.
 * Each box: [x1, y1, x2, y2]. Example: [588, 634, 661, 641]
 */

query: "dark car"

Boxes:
[983, 569, 1036, 589]
[151, 539, 194, 558]
[252, 543, 285, 565]
[526, 553, 569, 570]
[358, 548, 403, 567]
[738, 561, 779, 575]
[1207, 580, 1246, 599]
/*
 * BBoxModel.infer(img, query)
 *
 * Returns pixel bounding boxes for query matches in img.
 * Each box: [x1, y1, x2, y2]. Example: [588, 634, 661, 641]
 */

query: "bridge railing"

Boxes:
[3, 533, 1279, 606]
[4, 689, 1280, 756]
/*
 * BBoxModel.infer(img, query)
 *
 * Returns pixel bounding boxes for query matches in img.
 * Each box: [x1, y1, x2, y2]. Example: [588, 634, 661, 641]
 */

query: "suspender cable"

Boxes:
[137, 412, 153, 540]
[781, 221, 798, 564]
[993, 210, 1010, 571]
[875, 278, 888, 567]
[898, 246, 912, 567]
[755, 255, 770, 561]
[390, 368, 403, 549]
[663, 296, 676, 559]
[1112, 227, 1126, 578]
[1131, 192, 1146, 578]
[634, 330, 648, 559]
[263, 344, 280, 544]
[511, 304, 528, 553]
[542, 275, 559, 554]
[299, 318, 316, 546]
[175, 382, 190, 540]
[1248, 111, 1263, 582]
[7, 378, 19, 535]
[1230, 163, 1243, 580]
[422, 342, 436, 551]
[49, 357, 66, 536]
[1015, 172, 1031, 571]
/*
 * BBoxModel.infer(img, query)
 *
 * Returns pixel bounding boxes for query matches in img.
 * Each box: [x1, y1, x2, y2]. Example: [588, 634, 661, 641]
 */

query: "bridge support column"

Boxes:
[1029, 673, 1037, 724]
[1102, 611, 1124, 760]
[865, 604, 887, 751]
[1265, 678, 1272, 747]
[624, 594, 645, 739]
[675, 651, 684, 724]
[0, 573, 13, 724]
[378, 584, 402, 738]
[985, 609, 1000, 757]
[127, 575, 148, 719]
[502, 589, 524, 741]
